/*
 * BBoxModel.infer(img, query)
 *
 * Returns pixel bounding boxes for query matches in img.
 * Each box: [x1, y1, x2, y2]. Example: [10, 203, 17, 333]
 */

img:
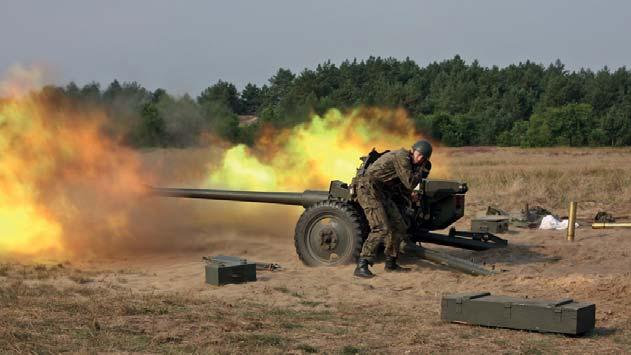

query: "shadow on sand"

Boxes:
[443, 242, 562, 267]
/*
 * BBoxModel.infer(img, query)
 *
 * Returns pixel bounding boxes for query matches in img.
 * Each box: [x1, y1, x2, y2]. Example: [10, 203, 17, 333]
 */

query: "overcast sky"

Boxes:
[1, 0, 629, 95]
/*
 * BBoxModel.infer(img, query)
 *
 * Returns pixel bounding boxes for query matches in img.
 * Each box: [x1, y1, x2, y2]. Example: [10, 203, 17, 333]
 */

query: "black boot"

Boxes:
[353, 258, 375, 278]
[384, 256, 410, 272]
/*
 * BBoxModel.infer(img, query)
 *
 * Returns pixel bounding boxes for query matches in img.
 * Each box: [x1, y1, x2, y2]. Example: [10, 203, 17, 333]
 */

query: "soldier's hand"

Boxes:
[411, 191, 420, 203]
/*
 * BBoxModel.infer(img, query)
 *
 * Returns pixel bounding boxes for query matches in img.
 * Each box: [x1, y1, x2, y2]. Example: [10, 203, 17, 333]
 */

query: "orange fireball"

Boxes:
[0, 68, 147, 258]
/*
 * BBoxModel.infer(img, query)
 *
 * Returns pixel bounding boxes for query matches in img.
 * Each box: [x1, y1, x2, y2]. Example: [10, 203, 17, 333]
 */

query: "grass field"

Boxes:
[445, 147, 631, 213]
[1, 147, 631, 354]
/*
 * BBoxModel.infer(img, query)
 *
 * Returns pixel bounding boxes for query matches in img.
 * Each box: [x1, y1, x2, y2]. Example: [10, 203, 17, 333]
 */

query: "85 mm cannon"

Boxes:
[150, 178, 507, 269]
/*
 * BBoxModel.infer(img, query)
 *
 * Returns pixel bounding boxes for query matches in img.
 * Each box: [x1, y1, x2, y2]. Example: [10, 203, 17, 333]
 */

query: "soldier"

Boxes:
[353, 140, 432, 278]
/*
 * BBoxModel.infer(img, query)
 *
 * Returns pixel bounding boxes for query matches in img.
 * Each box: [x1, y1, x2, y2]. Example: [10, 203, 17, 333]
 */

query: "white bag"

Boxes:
[539, 215, 579, 230]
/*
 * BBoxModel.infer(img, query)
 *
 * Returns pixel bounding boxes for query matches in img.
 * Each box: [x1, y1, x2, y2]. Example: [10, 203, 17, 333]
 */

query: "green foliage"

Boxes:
[199, 100, 239, 141]
[524, 104, 592, 147]
[198, 80, 241, 113]
[136, 102, 167, 146]
[240, 83, 262, 115]
[601, 103, 631, 146]
[10, 56, 631, 147]
[247, 56, 631, 147]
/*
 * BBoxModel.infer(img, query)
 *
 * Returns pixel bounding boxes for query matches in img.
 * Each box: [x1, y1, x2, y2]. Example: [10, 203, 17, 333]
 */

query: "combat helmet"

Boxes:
[412, 140, 432, 159]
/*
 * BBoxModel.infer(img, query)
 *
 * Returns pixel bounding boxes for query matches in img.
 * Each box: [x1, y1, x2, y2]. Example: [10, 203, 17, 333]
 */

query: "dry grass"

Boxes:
[2, 251, 630, 353]
[443, 147, 631, 215]
[2, 147, 631, 353]
[0, 275, 355, 353]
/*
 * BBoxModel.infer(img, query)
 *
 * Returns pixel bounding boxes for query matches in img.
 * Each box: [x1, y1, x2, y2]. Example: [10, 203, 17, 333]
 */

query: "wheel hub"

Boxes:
[319, 227, 338, 251]
[305, 216, 350, 263]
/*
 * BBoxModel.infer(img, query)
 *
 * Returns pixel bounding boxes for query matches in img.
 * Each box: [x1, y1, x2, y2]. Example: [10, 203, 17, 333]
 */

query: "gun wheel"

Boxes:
[294, 200, 366, 267]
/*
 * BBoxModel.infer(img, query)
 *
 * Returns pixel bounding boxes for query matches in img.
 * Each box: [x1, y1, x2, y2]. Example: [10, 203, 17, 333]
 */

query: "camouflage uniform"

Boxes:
[356, 148, 424, 260]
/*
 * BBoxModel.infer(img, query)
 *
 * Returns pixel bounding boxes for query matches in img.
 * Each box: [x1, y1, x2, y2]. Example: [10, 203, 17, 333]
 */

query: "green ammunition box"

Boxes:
[471, 216, 509, 234]
[204, 255, 257, 286]
[441, 292, 595, 335]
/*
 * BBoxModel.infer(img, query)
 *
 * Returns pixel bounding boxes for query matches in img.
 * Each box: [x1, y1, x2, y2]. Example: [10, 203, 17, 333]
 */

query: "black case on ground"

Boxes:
[204, 255, 257, 286]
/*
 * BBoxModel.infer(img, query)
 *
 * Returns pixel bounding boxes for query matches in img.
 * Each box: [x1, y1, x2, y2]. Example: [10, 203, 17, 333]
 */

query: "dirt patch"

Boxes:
[1, 227, 630, 353]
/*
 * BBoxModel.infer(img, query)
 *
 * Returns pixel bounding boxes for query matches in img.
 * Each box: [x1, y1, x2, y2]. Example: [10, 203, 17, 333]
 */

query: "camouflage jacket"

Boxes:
[365, 148, 428, 193]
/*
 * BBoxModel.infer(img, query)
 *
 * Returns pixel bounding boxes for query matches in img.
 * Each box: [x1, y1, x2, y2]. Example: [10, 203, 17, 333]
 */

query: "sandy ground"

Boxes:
[4, 218, 627, 353]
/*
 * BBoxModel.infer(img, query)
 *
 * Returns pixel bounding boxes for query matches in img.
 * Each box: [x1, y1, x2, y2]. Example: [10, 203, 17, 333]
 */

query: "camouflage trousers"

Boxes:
[356, 177, 407, 260]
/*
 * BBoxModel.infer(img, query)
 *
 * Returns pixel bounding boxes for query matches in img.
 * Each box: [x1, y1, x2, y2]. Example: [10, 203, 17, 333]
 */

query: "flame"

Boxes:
[0, 100, 62, 255]
[0, 68, 147, 258]
[207, 107, 448, 191]
[0, 67, 448, 258]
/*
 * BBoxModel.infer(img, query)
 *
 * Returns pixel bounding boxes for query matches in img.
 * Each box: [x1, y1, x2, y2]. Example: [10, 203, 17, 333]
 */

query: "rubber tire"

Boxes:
[294, 200, 366, 267]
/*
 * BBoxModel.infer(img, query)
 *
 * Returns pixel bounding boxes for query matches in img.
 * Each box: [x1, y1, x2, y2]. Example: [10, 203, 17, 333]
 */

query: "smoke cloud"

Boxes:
[0, 69, 446, 260]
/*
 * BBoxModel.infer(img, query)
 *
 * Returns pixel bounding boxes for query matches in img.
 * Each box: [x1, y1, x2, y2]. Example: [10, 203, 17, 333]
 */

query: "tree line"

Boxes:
[21, 56, 631, 147]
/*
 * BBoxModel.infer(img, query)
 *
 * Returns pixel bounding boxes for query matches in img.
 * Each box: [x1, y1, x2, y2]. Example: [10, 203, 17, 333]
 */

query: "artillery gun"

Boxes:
[151, 151, 507, 270]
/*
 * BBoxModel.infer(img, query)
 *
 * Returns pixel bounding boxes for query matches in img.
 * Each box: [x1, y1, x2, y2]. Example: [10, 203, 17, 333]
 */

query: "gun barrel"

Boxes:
[150, 187, 329, 208]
